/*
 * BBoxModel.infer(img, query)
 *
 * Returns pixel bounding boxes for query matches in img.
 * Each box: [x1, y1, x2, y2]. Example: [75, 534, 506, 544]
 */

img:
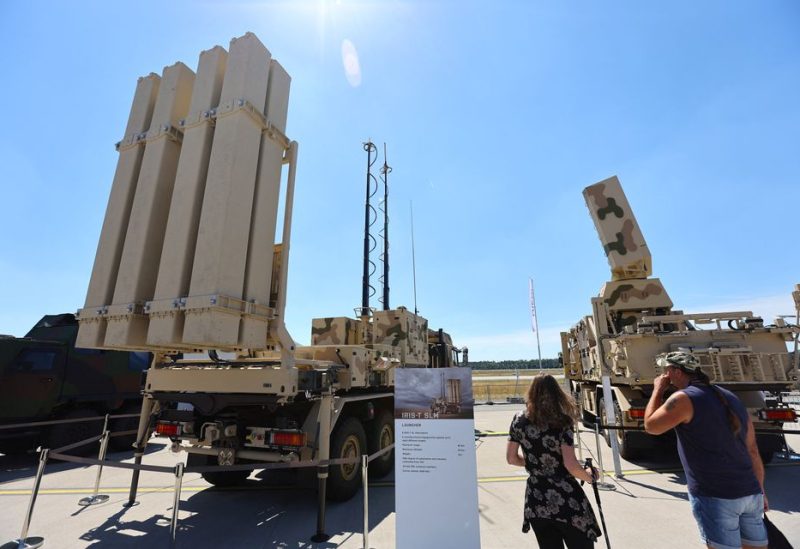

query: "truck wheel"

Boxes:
[188, 453, 251, 487]
[613, 401, 639, 461]
[597, 399, 611, 446]
[0, 439, 33, 456]
[109, 403, 141, 452]
[327, 417, 366, 501]
[759, 450, 775, 465]
[599, 400, 638, 460]
[47, 409, 102, 455]
[367, 410, 394, 478]
[581, 409, 595, 428]
[755, 432, 783, 465]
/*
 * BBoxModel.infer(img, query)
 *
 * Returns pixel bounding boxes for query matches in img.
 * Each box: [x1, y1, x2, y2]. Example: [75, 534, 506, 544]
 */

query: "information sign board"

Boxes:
[395, 368, 480, 548]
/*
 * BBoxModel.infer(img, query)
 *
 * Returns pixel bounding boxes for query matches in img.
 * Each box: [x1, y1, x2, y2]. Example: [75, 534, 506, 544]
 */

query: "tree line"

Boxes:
[468, 358, 561, 370]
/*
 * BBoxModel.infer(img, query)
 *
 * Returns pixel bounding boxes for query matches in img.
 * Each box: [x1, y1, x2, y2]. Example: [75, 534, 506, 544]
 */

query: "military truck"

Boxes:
[74, 33, 465, 501]
[143, 307, 462, 500]
[561, 176, 799, 461]
[0, 314, 146, 455]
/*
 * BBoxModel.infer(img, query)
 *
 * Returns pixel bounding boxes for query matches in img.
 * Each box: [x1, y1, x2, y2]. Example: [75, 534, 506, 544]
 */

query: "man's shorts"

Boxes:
[688, 492, 768, 549]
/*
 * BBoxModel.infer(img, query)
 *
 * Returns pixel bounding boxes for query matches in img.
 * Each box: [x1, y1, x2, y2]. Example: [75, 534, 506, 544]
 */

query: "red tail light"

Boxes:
[627, 408, 646, 420]
[758, 408, 797, 422]
[270, 431, 306, 447]
[156, 422, 180, 437]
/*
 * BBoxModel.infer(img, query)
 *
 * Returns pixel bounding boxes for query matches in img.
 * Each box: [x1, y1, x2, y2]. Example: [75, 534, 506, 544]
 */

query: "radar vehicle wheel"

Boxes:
[599, 398, 639, 460]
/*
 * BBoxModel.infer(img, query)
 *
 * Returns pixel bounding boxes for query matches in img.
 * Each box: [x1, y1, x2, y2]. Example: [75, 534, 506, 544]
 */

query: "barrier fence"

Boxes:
[475, 423, 800, 437]
[3, 400, 798, 548]
[3, 414, 394, 549]
[0, 413, 140, 432]
[473, 384, 800, 407]
[476, 419, 800, 483]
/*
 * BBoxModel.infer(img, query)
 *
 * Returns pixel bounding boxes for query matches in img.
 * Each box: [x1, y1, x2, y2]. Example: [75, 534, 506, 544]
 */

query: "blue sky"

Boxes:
[1, 1, 798, 360]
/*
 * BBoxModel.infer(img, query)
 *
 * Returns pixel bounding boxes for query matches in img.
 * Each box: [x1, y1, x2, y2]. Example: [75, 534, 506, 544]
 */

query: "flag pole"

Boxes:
[529, 278, 543, 371]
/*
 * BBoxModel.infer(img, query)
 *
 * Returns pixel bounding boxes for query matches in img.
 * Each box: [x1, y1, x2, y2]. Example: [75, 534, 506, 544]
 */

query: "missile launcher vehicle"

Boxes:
[561, 176, 799, 461]
[75, 33, 464, 501]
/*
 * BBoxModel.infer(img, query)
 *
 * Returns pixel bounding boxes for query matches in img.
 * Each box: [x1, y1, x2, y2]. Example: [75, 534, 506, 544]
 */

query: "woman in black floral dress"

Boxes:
[506, 374, 601, 548]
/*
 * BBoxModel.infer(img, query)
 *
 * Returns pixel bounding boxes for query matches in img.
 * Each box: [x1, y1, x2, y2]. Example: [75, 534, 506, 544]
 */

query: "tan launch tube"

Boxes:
[76, 74, 160, 349]
[146, 47, 228, 349]
[239, 60, 291, 348]
[104, 62, 196, 349]
[182, 33, 272, 349]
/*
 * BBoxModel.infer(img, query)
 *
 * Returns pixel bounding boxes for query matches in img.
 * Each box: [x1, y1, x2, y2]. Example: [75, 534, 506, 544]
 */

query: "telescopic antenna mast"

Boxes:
[380, 143, 391, 311]
[360, 141, 378, 317]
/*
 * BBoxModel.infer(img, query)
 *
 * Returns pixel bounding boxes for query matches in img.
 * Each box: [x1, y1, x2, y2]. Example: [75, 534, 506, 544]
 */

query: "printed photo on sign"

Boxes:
[395, 368, 474, 420]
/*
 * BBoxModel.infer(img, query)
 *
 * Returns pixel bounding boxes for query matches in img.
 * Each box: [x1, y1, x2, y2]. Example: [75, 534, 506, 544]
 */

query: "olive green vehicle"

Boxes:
[0, 314, 147, 455]
[562, 176, 799, 462]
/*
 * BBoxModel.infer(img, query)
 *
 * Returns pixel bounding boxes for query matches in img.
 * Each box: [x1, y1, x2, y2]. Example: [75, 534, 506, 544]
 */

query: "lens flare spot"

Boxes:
[341, 39, 362, 87]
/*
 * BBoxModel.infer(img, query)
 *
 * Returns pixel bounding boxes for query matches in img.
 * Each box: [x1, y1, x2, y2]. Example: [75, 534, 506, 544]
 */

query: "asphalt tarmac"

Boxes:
[1, 403, 798, 548]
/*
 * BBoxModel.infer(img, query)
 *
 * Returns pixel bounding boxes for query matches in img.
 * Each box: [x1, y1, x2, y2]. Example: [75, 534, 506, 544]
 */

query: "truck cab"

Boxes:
[0, 314, 147, 454]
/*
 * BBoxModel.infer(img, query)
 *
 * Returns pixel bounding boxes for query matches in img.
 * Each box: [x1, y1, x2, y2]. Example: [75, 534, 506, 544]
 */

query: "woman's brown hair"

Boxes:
[525, 374, 579, 430]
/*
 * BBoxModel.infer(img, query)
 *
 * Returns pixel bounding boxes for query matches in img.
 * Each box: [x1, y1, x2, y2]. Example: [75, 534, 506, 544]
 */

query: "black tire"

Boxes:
[188, 453, 251, 487]
[47, 409, 102, 455]
[598, 399, 639, 460]
[755, 432, 783, 465]
[581, 411, 595, 429]
[597, 399, 611, 446]
[367, 410, 394, 479]
[109, 402, 142, 452]
[327, 416, 366, 501]
[613, 400, 639, 461]
[0, 439, 34, 456]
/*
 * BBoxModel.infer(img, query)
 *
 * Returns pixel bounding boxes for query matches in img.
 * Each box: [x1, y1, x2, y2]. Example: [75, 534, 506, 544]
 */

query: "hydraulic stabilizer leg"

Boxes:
[125, 395, 157, 507]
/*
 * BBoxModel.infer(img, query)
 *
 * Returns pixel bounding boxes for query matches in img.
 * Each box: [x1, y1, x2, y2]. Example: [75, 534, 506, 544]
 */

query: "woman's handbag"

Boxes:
[764, 514, 793, 549]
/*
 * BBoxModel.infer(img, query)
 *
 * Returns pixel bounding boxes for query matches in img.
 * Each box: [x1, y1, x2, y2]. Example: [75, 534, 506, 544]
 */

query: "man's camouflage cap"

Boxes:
[655, 351, 700, 373]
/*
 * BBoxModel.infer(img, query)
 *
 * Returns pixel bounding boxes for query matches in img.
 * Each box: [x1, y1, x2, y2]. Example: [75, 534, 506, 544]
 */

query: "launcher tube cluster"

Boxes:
[77, 33, 292, 353]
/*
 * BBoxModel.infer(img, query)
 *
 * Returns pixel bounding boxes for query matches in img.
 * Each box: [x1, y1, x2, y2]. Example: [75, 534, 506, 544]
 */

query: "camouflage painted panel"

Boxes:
[373, 309, 435, 365]
[406, 316, 429, 365]
[373, 317, 407, 347]
[373, 309, 421, 347]
[599, 279, 673, 311]
[310, 317, 361, 345]
[583, 176, 652, 280]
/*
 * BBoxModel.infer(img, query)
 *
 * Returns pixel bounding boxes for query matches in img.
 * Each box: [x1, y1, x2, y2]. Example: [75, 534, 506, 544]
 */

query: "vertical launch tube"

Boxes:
[146, 47, 228, 348]
[77, 74, 160, 349]
[183, 33, 271, 349]
[239, 60, 291, 348]
[104, 62, 195, 349]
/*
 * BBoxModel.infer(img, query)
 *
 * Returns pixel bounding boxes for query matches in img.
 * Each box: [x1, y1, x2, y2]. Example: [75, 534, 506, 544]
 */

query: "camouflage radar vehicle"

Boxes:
[0, 314, 147, 455]
[75, 33, 465, 502]
[561, 176, 799, 461]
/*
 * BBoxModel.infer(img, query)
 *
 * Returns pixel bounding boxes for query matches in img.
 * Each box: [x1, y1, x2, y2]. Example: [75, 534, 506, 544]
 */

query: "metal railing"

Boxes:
[0, 412, 140, 431]
[3, 418, 394, 549]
